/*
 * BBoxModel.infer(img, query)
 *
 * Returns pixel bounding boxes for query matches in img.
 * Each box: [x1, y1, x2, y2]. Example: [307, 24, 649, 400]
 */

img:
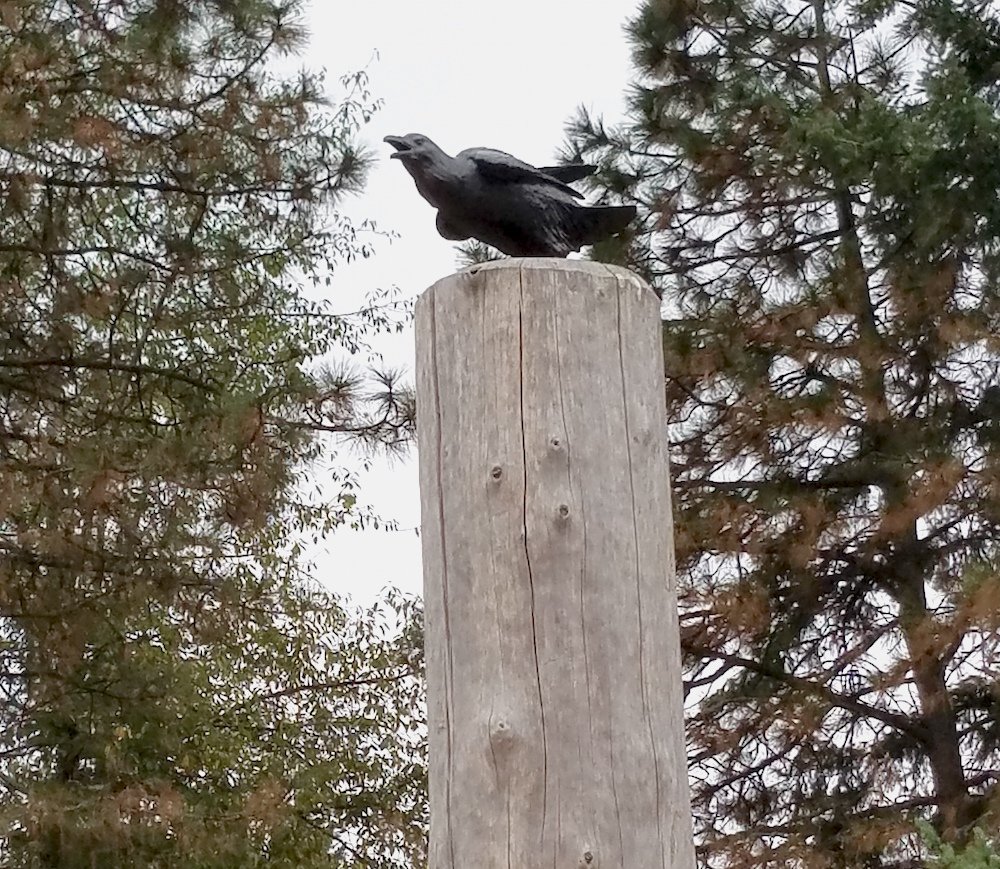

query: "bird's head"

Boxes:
[383, 133, 441, 167]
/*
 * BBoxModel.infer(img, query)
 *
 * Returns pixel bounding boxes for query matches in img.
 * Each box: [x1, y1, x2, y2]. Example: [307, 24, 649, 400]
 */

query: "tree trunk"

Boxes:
[415, 258, 695, 869]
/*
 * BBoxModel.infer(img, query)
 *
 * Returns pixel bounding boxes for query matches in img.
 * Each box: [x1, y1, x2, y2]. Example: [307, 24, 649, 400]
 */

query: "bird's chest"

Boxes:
[425, 176, 514, 223]
[412, 174, 452, 211]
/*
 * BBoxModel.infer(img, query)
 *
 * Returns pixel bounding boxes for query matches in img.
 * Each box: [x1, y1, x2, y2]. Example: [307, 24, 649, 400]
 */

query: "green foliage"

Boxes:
[571, 0, 1000, 864]
[454, 239, 505, 268]
[0, 0, 422, 866]
[3, 586, 425, 868]
[924, 824, 1000, 868]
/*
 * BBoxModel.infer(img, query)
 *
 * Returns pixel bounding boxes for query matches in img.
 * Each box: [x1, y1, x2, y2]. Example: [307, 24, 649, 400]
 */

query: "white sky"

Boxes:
[299, 0, 638, 603]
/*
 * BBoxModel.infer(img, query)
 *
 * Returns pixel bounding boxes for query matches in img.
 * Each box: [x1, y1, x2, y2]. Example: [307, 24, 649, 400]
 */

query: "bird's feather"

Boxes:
[568, 204, 637, 246]
[458, 148, 585, 199]
[537, 164, 596, 184]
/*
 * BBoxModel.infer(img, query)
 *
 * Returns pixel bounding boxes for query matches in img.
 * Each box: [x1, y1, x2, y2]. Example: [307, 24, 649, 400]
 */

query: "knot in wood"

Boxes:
[557, 503, 571, 520]
[489, 465, 503, 481]
[549, 436, 563, 450]
[488, 716, 515, 750]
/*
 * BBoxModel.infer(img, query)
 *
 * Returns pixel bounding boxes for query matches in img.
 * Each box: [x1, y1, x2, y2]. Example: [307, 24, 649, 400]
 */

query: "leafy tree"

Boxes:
[0, 0, 423, 866]
[571, 0, 1000, 864]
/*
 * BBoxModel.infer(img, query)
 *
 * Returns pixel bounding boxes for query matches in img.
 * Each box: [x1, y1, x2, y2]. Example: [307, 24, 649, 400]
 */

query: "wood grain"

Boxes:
[416, 258, 694, 869]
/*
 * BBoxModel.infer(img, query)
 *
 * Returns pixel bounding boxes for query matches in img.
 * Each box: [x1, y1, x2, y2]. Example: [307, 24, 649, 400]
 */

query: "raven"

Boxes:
[384, 133, 636, 258]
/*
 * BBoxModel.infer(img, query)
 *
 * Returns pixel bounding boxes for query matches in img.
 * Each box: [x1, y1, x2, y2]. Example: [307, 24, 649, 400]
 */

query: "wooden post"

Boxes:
[415, 258, 695, 869]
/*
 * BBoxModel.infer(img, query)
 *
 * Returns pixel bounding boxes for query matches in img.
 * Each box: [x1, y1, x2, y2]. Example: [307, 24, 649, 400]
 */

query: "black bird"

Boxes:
[383, 133, 636, 257]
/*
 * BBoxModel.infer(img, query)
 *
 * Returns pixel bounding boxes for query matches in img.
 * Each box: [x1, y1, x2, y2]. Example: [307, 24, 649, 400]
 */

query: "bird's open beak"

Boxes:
[383, 136, 411, 159]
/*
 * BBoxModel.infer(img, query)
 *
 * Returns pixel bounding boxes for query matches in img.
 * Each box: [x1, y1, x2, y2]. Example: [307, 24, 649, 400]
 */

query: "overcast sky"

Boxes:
[298, 0, 638, 603]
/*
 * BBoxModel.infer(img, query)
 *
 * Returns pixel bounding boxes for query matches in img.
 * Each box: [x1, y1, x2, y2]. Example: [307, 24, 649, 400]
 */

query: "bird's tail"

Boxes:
[572, 204, 637, 246]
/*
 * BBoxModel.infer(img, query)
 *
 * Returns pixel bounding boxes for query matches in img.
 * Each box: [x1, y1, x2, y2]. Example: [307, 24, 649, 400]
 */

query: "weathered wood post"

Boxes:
[415, 258, 695, 869]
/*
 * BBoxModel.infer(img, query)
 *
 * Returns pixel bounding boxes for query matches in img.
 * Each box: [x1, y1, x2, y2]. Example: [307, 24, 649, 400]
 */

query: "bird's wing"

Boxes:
[537, 164, 597, 184]
[459, 148, 585, 199]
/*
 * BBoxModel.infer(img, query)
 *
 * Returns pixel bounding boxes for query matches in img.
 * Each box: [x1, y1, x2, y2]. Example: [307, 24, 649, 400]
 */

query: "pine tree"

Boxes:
[924, 825, 1000, 868]
[571, 0, 1000, 864]
[0, 1, 423, 865]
